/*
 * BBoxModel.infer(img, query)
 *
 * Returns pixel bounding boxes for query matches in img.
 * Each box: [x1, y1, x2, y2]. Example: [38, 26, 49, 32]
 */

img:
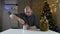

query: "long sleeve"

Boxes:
[33, 15, 39, 28]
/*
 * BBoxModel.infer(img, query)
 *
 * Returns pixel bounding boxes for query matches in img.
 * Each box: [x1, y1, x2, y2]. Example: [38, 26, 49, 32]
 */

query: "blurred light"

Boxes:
[56, 0, 58, 3]
[4, 5, 11, 10]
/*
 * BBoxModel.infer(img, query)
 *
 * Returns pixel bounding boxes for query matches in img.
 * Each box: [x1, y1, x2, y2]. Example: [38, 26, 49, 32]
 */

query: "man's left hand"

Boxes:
[29, 26, 37, 29]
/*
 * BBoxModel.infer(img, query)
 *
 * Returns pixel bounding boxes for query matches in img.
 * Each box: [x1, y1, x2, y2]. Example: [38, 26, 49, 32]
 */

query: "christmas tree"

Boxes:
[41, 1, 57, 31]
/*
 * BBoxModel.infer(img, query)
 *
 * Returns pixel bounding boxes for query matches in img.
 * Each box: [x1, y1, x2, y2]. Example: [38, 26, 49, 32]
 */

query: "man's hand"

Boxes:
[26, 25, 37, 30]
[26, 25, 30, 30]
[18, 18, 25, 24]
[29, 26, 37, 29]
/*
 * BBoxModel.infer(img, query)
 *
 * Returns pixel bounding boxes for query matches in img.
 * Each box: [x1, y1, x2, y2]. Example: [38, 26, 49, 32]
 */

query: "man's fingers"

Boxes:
[18, 19, 25, 24]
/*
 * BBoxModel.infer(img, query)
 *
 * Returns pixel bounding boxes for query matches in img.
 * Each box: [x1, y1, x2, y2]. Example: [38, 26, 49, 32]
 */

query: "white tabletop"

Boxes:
[0, 29, 59, 34]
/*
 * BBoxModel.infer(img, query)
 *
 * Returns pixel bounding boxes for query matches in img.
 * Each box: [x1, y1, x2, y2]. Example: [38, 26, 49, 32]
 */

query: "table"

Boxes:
[0, 29, 59, 34]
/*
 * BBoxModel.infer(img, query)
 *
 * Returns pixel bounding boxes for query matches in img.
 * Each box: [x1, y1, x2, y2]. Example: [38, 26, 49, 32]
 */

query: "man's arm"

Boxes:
[10, 14, 25, 24]
[10, 14, 19, 20]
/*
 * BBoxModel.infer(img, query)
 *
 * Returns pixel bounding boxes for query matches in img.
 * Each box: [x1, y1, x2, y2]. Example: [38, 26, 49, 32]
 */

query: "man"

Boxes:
[10, 6, 38, 29]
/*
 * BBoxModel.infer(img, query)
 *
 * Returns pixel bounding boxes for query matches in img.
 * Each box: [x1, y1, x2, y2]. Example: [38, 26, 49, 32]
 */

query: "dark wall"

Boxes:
[0, 0, 4, 32]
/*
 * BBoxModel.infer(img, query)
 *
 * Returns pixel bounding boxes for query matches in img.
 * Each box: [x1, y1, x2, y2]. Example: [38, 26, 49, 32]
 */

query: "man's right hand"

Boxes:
[18, 18, 25, 24]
